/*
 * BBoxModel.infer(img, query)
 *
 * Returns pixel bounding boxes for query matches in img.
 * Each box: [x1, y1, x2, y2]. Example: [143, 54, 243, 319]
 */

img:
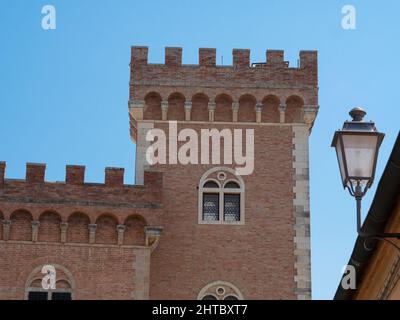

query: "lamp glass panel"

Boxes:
[335, 137, 346, 184]
[342, 134, 378, 179]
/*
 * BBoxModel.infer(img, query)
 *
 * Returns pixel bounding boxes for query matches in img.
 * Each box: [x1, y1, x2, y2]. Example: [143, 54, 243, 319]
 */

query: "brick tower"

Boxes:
[129, 46, 318, 299]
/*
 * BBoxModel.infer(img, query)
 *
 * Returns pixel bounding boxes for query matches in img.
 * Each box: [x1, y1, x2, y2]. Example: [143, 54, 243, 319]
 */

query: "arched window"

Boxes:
[198, 281, 243, 300]
[198, 168, 245, 224]
[25, 264, 74, 300]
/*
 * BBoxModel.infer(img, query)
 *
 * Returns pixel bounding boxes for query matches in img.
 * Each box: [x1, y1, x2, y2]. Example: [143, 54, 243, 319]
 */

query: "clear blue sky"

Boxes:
[0, 0, 399, 299]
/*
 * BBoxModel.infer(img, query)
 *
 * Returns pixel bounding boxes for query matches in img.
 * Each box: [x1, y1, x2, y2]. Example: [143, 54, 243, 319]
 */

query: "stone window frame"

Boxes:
[198, 167, 245, 225]
[26, 286, 73, 300]
[197, 280, 244, 300]
[25, 263, 75, 300]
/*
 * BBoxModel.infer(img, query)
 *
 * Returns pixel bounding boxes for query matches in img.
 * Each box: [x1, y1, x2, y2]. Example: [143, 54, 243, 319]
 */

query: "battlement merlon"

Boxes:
[129, 46, 318, 103]
[0, 162, 162, 189]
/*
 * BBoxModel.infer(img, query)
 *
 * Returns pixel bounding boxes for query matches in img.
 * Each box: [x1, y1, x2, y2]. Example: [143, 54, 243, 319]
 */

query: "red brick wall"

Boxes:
[67, 212, 90, 243]
[128, 46, 317, 300]
[124, 216, 146, 246]
[38, 212, 61, 242]
[96, 215, 118, 245]
[215, 95, 233, 122]
[144, 92, 162, 120]
[10, 210, 32, 241]
[238, 95, 256, 122]
[0, 168, 163, 299]
[0, 213, 3, 240]
[167, 93, 185, 121]
[285, 96, 304, 123]
[0, 243, 137, 299]
[191, 94, 209, 121]
[148, 122, 296, 299]
[262, 96, 280, 123]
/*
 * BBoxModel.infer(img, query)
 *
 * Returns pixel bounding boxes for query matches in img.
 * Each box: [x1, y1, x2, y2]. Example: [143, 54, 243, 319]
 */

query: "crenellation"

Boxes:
[0, 162, 162, 192]
[131, 46, 148, 65]
[232, 49, 250, 68]
[165, 47, 182, 66]
[66, 165, 85, 185]
[129, 47, 318, 133]
[130, 47, 318, 89]
[266, 50, 286, 66]
[199, 48, 216, 66]
[105, 167, 125, 187]
[26, 163, 46, 184]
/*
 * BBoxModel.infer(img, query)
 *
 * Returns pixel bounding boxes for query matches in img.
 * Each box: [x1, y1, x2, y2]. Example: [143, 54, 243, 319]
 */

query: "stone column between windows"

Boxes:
[2, 219, 11, 240]
[31, 220, 40, 242]
[208, 102, 216, 122]
[279, 104, 286, 123]
[132, 249, 151, 300]
[292, 125, 311, 300]
[60, 222, 68, 243]
[161, 101, 168, 121]
[256, 102, 262, 123]
[117, 224, 126, 245]
[184, 101, 192, 121]
[232, 102, 239, 122]
[88, 224, 97, 244]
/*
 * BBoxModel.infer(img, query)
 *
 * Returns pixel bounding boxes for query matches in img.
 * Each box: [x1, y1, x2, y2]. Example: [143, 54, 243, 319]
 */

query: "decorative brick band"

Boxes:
[292, 125, 312, 299]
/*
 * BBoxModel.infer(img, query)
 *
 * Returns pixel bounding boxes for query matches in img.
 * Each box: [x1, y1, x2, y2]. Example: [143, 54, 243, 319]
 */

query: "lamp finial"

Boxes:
[349, 107, 366, 122]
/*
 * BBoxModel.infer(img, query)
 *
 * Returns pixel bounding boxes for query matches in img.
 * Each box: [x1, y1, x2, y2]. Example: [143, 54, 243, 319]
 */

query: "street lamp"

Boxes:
[332, 107, 400, 242]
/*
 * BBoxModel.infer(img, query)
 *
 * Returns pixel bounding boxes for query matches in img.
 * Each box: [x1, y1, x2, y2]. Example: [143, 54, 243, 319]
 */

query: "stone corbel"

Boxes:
[145, 226, 163, 253]
[184, 101, 192, 121]
[161, 101, 168, 120]
[208, 102, 216, 122]
[128, 99, 145, 120]
[303, 105, 319, 129]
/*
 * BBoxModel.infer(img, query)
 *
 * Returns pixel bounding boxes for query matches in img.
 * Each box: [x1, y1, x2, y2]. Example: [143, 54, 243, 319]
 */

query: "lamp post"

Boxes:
[331, 107, 400, 244]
